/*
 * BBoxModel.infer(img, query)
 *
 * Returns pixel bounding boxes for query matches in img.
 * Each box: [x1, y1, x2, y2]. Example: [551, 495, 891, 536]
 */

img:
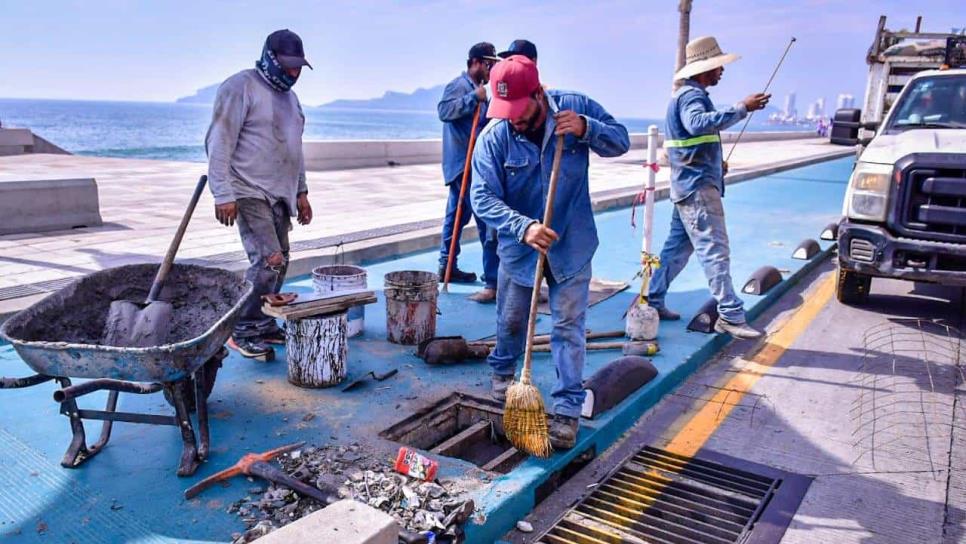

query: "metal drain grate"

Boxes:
[539, 446, 802, 544]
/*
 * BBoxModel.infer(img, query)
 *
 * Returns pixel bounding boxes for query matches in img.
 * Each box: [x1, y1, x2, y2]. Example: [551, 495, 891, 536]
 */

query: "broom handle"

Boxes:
[442, 103, 482, 293]
[147, 175, 207, 303]
[521, 134, 565, 384]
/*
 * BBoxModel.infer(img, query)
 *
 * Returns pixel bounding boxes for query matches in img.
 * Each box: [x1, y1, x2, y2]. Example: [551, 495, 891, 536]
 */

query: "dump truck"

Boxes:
[831, 16, 966, 303]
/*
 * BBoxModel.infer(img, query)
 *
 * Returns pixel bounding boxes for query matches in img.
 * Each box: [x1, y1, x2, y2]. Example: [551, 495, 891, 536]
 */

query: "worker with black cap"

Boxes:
[436, 42, 502, 303]
[498, 39, 538, 63]
[206, 29, 314, 361]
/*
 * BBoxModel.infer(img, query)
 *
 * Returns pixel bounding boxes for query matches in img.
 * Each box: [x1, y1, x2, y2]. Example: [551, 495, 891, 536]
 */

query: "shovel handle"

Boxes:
[148, 175, 208, 302]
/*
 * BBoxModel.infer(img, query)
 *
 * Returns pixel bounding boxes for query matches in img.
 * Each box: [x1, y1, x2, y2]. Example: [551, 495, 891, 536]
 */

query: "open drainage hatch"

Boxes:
[380, 393, 528, 474]
[537, 445, 811, 544]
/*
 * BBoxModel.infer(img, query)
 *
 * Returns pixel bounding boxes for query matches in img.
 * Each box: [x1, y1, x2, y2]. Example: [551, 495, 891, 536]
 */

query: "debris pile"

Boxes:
[226, 442, 474, 543]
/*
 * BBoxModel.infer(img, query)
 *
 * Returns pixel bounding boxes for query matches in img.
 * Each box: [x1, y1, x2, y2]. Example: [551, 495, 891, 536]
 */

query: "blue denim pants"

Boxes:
[648, 185, 746, 324]
[487, 261, 592, 418]
[439, 177, 499, 288]
[234, 198, 290, 339]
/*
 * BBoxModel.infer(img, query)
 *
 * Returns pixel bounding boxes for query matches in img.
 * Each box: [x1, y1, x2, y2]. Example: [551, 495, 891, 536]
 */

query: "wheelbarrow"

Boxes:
[0, 263, 252, 476]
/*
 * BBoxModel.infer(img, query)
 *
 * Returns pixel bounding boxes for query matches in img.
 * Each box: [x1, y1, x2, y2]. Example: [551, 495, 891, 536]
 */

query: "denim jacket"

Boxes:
[438, 72, 487, 184]
[666, 78, 748, 202]
[471, 90, 630, 287]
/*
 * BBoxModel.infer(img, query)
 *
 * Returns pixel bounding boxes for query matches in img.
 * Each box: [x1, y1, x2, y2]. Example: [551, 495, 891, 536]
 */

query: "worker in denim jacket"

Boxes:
[471, 56, 630, 449]
[648, 36, 771, 340]
[437, 42, 502, 302]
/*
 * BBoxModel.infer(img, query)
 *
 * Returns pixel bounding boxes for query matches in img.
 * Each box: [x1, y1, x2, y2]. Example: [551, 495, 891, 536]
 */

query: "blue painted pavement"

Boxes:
[0, 157, 853, 543]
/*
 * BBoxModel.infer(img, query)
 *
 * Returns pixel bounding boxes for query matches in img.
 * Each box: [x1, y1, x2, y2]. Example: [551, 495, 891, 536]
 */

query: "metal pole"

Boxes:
[725, 36, 796, 163]
[643, 125, 659, 256]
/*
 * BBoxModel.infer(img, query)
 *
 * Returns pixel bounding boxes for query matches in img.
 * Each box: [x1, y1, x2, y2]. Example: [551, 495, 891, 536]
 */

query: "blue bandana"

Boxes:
[256, 43, 298, 92]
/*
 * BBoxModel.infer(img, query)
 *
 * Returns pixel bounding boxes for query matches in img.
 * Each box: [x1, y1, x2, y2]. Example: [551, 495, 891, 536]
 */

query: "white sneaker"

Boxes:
[714, 319, 763, 339]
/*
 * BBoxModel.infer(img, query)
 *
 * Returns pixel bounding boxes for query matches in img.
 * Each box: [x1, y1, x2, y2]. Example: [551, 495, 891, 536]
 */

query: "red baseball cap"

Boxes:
[488, 55, 541, 119]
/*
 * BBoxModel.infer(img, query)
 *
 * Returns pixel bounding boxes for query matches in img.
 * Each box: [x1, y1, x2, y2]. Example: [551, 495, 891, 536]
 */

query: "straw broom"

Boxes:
[504, 133, 565, 458]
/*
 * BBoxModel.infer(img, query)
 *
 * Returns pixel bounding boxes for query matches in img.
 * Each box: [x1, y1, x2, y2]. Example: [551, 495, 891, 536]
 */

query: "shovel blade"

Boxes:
[102, 300, 174, 347]
[129, 301, 174, 347]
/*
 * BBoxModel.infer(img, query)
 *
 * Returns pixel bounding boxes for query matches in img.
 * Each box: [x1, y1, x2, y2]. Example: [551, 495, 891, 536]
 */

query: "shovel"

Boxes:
[103, 175, 208, 347]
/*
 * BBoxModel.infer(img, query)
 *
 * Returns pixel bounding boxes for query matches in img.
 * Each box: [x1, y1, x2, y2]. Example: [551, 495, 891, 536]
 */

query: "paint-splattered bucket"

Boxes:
[313, 265, 367, 337]
[384, 270, 438, 345]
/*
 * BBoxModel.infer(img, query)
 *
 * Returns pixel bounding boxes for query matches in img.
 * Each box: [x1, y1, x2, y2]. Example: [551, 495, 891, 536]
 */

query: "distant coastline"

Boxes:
[0, 97, 807, 163]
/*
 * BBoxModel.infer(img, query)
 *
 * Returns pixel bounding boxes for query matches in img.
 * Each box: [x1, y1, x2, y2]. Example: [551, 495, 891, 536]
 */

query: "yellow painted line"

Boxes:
[664, 272, 837, 457]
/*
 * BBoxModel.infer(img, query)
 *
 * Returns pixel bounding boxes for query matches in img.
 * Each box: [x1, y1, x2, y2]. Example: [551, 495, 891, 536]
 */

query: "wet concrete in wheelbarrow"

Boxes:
[2, 264, 246, 347]
[0, 157, 853, 543]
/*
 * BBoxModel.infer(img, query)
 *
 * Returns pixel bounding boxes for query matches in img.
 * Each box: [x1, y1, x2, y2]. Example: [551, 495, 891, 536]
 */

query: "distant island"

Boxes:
[176, 83, 220, 104]
[174, 82, 445, 111]
[317, 85, 444, 111]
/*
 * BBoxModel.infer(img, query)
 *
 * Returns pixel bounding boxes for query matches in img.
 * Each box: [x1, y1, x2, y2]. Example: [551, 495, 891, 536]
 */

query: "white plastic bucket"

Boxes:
[312, 265, 367, 337]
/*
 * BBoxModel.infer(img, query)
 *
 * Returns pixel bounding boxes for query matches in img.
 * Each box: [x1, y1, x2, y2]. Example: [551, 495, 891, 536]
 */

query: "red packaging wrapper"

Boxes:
[394, 446, 439, 481]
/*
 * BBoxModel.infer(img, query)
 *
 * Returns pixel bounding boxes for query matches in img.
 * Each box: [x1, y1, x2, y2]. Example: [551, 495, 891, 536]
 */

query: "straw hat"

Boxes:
[674, 36, 740, 81]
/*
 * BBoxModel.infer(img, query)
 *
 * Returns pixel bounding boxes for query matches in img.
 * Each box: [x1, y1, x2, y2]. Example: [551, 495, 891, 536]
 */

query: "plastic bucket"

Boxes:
[384, 270, 438, 345]
[313, 265, 367, 337]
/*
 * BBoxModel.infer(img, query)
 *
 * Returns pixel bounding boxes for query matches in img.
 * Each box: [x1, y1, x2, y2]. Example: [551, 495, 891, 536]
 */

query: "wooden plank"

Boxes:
[430, 420, 492, 457]
[481, 447, 524, 473]
[262, 291, 377, 320]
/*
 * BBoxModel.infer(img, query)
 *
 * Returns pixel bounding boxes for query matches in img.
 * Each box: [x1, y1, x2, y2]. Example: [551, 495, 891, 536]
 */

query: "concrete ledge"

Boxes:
[0, 178, 102, 235]
[303, 131, 819, 171]
[256, 500, 398, 544]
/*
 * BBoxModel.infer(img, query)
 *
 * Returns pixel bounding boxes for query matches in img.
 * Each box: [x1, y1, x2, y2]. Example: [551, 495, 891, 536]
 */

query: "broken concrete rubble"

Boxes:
[226, 443, 476, 543]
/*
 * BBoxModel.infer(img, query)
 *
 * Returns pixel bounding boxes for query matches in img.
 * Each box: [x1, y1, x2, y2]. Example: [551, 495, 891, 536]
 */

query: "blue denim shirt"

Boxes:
[666, 79, 748, 202]
[471, 90, 630, 287]
[438, 72, 487, 184]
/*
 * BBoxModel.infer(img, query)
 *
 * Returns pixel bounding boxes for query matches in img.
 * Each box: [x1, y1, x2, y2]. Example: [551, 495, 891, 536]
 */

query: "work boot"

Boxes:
[656, 306, 681, 321]
[468, 287, 497, 304]
[260, 326, 287, 345]
[549, 415, 579, 450]
[227, 337, 276, 362]
[491, 374, 513, 402]
[714, 319, 764, 340]
[439, 266, 477, 284]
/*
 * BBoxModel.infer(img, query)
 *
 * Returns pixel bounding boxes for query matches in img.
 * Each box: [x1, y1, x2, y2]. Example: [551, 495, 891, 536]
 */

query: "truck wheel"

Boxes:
[836, 267, 871, 305]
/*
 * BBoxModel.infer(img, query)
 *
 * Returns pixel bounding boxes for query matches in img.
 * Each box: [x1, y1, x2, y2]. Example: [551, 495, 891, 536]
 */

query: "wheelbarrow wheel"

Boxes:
[163, 349, 224, 412]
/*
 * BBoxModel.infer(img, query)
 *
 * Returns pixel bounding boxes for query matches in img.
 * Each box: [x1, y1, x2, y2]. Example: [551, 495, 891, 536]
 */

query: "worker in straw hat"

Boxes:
[648, 36, 771, 339]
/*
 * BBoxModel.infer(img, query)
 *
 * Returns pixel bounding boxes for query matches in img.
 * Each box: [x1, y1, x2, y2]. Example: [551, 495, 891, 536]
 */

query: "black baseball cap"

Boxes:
[498, 39, 538, 61]
[468, 42, 500, 62]
[267, 29, 312, 70]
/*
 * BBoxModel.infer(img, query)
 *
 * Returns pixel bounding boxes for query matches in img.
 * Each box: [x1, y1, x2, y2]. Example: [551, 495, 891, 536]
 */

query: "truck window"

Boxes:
[885, 75, 966, 131]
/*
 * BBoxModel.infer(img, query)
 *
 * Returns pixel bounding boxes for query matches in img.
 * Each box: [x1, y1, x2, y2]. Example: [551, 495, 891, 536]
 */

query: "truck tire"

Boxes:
[837, 266, 871, 305]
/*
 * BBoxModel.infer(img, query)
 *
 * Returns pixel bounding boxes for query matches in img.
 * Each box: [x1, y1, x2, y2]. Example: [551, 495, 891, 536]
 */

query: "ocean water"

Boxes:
[0, 98, 801, 163]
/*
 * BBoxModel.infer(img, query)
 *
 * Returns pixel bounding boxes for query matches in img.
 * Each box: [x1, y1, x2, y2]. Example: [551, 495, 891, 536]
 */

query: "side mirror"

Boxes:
[830, 108, 863, 146]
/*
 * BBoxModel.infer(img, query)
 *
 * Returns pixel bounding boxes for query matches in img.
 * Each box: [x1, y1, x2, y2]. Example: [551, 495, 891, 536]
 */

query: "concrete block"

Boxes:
[0, 178, 102, 234]
[256, 500, 399, 544]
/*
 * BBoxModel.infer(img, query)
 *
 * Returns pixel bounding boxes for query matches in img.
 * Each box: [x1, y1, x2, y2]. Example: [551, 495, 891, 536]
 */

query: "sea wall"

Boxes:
[302, 130, 817, 171]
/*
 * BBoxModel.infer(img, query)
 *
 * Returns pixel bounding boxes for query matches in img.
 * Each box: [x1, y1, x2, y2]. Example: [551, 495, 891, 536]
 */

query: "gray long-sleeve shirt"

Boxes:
[205, 69, 308, 216]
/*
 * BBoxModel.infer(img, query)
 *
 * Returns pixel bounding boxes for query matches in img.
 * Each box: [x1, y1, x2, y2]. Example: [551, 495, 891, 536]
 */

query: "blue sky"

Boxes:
[0, 0, 961, 117]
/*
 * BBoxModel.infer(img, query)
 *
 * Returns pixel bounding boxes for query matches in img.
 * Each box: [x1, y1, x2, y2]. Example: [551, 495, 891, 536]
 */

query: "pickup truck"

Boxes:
[836, 67, 966, 303]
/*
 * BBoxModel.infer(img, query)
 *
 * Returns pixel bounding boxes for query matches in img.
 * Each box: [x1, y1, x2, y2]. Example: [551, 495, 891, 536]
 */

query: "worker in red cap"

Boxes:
[470, 55, 630, 449]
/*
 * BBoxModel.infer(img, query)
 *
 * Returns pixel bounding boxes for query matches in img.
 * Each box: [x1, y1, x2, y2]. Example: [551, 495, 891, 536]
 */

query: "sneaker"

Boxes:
[655, 306, 681, 321]
[439, 266, 477, 284]
[491, 374, 513, 402]
[260, 326, 287, 345]
[227, 337, 276, 362]
[468, 287, 497, 304]
[714, 319, 764, 340]
[549, 415, 579, 450]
